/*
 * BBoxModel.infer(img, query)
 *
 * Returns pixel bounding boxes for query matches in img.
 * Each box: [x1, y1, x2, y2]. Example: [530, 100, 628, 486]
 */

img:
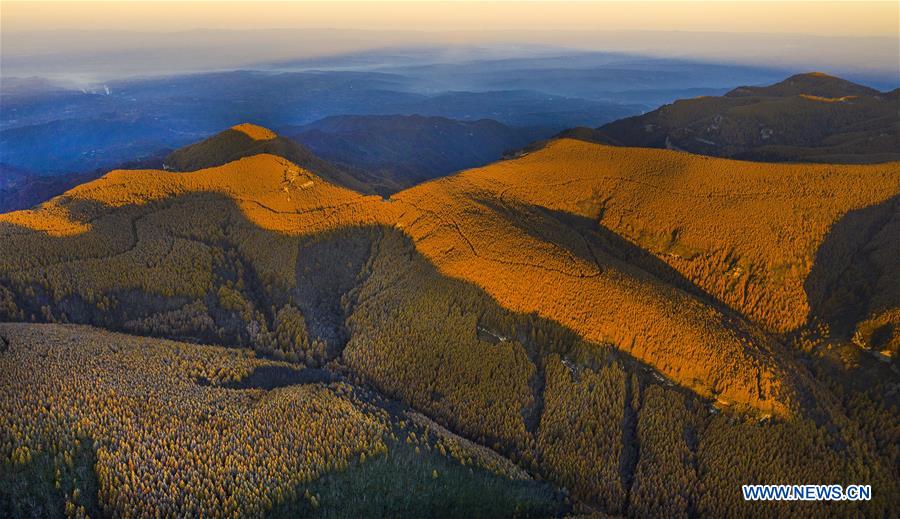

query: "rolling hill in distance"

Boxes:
[0, 64, 644, 175]
[0, 113, 544, 212]
[1, 48, 815, 214]
[3, 70, 895, 213]
[1, 114, 897, 516]
[0, 63, 641, 212]
[577, 73, 900, 164]
[283, 115, 546, 193]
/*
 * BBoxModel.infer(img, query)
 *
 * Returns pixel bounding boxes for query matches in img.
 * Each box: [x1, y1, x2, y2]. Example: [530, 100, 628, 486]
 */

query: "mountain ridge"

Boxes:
[573, 72, 899, 164]
[2, 123, 898, 516]
[282, 114, 548, 193]
[724, 72, 881, 98]
[163, 123, 377, 194]
[4, 125, 898, 416]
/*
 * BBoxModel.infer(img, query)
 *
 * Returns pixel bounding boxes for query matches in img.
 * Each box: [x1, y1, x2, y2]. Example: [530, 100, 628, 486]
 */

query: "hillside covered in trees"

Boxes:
[568, 73, 900, 164]
[1, 124, 897, 517]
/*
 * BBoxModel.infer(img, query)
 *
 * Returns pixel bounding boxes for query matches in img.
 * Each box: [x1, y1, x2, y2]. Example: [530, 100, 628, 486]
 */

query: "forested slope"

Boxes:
[1, 125, 898, 516]
[584, 73, 900, 164]
[434, 139, 900, 338]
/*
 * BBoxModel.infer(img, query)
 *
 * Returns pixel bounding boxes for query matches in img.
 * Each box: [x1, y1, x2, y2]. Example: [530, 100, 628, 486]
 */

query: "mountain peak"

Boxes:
[795, 71, 836, 79]
[590, 72, 897, 164]
[230, 123, 278, 141]
[725, 72, 879, 98]
[163, 124, 374, 193]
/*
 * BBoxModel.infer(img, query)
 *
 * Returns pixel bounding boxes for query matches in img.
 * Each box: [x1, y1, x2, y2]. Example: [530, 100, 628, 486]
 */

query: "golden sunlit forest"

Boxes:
[0, 119, 897, 517]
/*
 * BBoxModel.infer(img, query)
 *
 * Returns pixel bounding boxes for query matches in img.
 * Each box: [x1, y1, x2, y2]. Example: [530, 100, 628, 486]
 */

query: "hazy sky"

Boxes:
[2, 1, 898, 85]
[4, 1, 898, 37]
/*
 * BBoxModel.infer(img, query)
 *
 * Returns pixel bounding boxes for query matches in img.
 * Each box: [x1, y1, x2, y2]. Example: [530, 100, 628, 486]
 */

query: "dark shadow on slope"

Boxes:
[0, 193, 308, 350]
[804, 194, 900, 338]
[0, 192, 289, 348]
[342, 227, 637, 464]
[270, 439, 568, 519]
[294, 227, 379, 360]
[619, 374, 640, 515]
[0, 437, 101, 518]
